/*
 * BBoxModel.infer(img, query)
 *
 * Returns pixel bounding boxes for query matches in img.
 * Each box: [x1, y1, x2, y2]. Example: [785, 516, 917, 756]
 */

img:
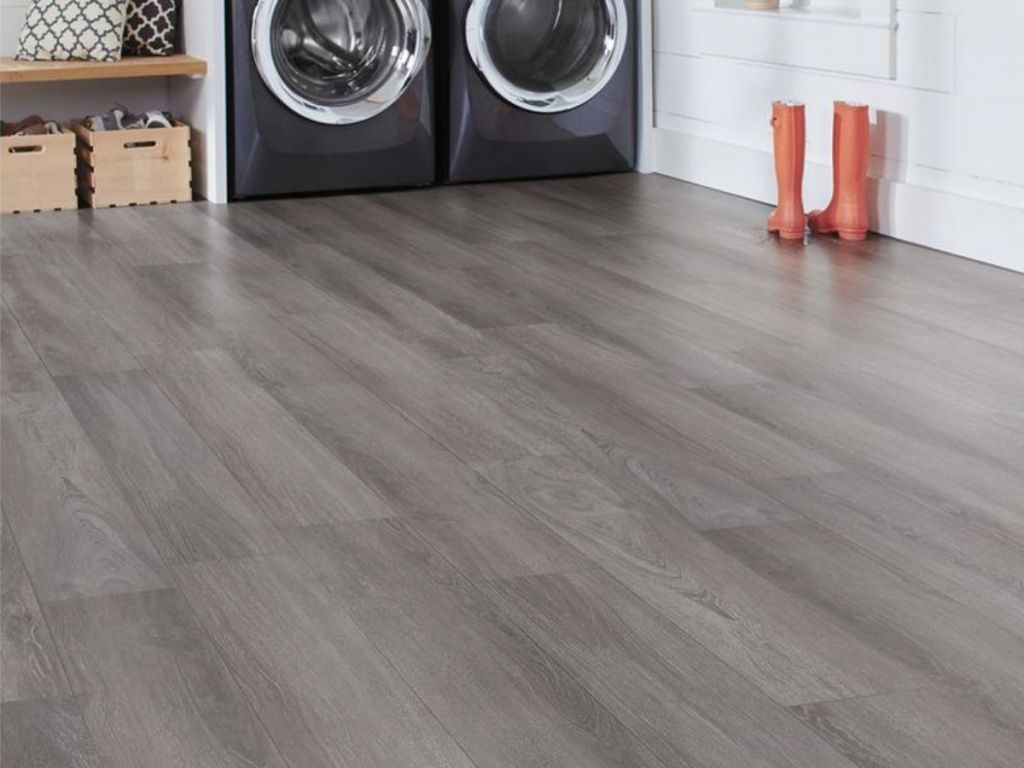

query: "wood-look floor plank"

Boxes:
[55, 370, 288, 564]
[175, 554, 476, 768]
[791, 686, 1024, 768]
[1, 518, 70, 702]
[1, 390, 168, 602]
[700, 382, 1024, 544]
[476, 454, 928, 706]
[705, 523, 1024, 705]
[288, 519, 665, 768]
[1, 299, 50, 395]
[760, 472, 1024, 639]
[0, 696, 100, 768]
[271, 379, 589, 580]
[482, 569, 857, 768]
[284, 309, 565, 462]
[1, 264, 139, 377]
[258, 241, 495, 360]
[44, 589, 287, 768]
[144, 349, 394, 526]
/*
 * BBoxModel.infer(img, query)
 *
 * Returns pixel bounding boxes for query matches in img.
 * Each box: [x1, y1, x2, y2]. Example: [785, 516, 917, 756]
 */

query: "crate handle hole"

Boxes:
[9, 145, 44, 154]
[123, 140, 158, 149]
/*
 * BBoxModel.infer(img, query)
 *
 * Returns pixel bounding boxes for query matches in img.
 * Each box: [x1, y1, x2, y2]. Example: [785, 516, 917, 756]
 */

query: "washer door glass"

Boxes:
[466, 0, 627, 113]
[252, 0, 431, 125]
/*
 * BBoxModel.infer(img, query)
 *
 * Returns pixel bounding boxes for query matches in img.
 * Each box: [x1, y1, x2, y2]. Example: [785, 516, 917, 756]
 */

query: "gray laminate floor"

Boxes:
[3, 173, 1024, 768]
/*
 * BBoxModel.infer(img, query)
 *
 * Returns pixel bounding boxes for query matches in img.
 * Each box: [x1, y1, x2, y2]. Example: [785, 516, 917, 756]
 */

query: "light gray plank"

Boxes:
[271, 379, 589, 580]
[144, 349, 394, 526]
[289, 519, 665, 768]
[1, 300, 51, 395]
[483, 569, 857, 768]
[175, 554, 476, 768]
[1, 264, 139, 377]
[477, 454, 927, 705]
[1, 390, 168, 602]
[44, 589, 287, 768]
[1, 519, 70, 702]
[0, 696, 100, 768]
[791, 686, 1024, 768]
[55, 370, 288, 564]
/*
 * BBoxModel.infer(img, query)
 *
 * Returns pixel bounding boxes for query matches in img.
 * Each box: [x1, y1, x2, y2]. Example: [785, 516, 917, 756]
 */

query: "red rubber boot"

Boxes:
[809, 102, 870, 241]
[767, 101, 807, 241]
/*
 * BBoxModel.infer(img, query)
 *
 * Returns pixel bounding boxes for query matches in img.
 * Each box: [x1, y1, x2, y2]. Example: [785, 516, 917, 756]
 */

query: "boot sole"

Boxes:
[774, 228, 806, 240]
[838, 229, 868, 241]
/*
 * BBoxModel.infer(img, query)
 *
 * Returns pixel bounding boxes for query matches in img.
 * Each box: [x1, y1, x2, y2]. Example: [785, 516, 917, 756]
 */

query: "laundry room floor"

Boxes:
[3, 173, 1024, 768]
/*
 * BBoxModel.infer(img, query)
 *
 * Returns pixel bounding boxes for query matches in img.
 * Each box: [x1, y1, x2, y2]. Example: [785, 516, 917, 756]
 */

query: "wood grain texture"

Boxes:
[791, 686, 1024, 768]
[175, 554, 476, 768]
[705, 523, 1024, 698]
[1, 391, 168, 602]
[1, 264, 139, 377]
[0, 696, 100, 768]
[44, 589, 286, 768]
[55, 370, 287, 564]
[477, 454, 927, 706]
[271, 379, 588, 580]
[482, 569, 857, 768]
[144, 349, 395, 526]
[1, 300, 50, 395]
[1, 519, 70, 702]
[3, 173, 1024, 766]
[289, 519, 665, 768]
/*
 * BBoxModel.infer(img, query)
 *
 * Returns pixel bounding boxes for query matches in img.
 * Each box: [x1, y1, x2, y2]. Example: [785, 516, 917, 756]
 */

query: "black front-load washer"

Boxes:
[442, 0, 636, 183]
[229, 0, 435, 199]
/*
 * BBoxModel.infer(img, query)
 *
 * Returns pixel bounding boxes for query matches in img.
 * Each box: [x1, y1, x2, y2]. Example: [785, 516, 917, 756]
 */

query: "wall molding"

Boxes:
[653, 127, 1024, 273]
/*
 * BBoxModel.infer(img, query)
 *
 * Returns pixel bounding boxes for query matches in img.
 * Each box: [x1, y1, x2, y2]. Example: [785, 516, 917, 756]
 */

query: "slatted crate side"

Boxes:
[72, 121, 192, 208]
[0, 129, 78, 214]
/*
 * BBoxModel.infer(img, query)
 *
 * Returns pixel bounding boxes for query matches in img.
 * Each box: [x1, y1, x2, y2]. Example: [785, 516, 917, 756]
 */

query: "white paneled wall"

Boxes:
[651, 0, 1024, 272]
[0, 0, 227, 202]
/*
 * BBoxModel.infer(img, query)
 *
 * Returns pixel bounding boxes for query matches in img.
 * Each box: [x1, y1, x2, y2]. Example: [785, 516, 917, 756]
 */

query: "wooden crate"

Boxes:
[0, 127, 78, 214]
[72, 120, 191, 208]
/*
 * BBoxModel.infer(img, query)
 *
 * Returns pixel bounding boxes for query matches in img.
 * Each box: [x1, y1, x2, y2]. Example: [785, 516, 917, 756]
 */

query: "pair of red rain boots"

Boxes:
[767, 101, 870, 242]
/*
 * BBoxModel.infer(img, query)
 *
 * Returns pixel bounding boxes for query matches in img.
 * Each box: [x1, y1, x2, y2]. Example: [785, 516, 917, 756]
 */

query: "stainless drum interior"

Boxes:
[252, 0, 431, 124]
[466, 0, 627, 113]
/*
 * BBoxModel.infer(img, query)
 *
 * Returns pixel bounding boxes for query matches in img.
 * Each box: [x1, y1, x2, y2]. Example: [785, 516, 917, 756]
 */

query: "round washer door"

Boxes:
[465, 0, 628, 114]
[252, 0, 431, 125]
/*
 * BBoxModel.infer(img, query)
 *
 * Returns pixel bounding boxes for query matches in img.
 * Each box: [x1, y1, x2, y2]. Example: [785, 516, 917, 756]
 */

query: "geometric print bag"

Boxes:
[16, 0, 128, 61]
[122, 0, 177, 56]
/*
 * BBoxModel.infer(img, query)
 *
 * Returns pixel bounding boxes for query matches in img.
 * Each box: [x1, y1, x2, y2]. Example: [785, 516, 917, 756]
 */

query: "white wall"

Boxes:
[650, 0, 1024, 272]
[0, 0, 227, 202]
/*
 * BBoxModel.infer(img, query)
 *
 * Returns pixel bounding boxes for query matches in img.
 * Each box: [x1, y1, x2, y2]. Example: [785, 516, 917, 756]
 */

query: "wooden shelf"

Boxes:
[0, 54, 207, 84]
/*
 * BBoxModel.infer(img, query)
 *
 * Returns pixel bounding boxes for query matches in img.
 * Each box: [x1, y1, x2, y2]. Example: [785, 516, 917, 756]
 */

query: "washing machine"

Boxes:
[442, 0, 636, 183]
[229, 0, 435, 199]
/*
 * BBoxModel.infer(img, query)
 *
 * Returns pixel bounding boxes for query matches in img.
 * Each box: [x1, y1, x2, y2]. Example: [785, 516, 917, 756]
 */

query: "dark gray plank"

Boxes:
[175, 554, 476, 768]
[476, 454, 927, 705]
[144, 349, 394, 526]
[1, 519, 70, 702]
[1, 264, 139, 377]
[0, 696, 100, 768]
[482, 569, 857, 768]
[44, 589, 287, 768]
[288, 519, 665, 768]
[271, 379, 589, 580]
[791, 686, 1024, 768]
[1, 391, 168, 602]
[55, 370, 288, 564]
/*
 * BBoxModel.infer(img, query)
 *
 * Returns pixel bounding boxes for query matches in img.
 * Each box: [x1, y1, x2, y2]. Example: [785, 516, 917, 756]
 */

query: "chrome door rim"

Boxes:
[252, 0, 432, 125]
[465, 0, 628, 113]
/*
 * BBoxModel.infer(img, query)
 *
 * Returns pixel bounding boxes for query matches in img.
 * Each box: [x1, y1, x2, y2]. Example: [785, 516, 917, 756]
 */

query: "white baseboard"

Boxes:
[653, 128, 1024, 274]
